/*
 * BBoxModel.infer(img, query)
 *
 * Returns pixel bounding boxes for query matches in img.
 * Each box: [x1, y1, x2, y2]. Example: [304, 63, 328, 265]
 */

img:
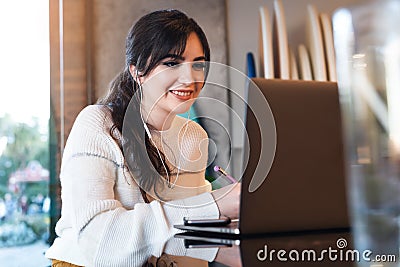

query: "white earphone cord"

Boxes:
[137, 72, 189, 188]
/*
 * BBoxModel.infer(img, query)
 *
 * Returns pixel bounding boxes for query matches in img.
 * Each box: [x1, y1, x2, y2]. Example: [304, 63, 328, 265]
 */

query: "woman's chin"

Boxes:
[172, 107, 191, 116]
[170, 102, 194, 115]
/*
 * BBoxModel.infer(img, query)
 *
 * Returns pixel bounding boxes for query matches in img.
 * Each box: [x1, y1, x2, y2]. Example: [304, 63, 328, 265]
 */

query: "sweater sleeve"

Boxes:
[57, 106, 220, 266]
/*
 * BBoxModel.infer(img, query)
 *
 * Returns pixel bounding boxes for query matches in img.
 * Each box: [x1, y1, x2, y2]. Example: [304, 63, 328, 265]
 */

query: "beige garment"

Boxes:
[51, 259, 83, 267]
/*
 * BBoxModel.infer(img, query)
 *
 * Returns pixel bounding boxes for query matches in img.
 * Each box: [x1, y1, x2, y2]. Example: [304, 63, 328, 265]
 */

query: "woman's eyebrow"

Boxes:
[193, 56, 206, 61]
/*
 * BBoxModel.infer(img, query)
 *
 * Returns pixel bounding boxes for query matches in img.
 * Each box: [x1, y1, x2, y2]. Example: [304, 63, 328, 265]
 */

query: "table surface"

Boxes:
[144, 230, 373, 267]
[145, 228, 400, 266]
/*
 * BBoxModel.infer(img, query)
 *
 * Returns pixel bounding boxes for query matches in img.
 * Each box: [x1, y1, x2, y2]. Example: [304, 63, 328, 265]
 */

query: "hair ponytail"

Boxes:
[98, 68, 169, 202]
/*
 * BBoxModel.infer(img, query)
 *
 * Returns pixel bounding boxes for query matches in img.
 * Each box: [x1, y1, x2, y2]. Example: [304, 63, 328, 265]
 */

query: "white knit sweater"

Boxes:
[45, 105, 220, 266]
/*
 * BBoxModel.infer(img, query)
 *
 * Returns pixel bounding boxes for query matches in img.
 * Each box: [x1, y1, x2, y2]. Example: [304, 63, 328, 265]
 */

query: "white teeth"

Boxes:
[170, 90, 191, 97]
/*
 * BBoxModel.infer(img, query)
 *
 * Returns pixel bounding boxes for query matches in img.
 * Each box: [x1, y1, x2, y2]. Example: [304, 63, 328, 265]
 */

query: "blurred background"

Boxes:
[0, 0, 366, 266]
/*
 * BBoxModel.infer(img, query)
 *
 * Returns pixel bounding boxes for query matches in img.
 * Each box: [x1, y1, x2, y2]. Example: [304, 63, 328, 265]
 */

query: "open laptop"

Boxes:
[174, 78, 350, 237]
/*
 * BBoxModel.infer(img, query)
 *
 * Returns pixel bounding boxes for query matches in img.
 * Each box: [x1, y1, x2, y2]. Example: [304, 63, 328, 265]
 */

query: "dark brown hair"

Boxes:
[98, 9, 210, 201]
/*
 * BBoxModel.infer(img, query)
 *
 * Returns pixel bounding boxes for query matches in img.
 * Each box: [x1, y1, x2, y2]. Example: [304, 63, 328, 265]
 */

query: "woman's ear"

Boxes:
[129, 65, 142, 84]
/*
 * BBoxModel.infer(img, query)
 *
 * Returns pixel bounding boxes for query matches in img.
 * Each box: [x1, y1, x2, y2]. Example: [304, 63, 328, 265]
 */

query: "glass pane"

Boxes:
[0, 1, 50, 266]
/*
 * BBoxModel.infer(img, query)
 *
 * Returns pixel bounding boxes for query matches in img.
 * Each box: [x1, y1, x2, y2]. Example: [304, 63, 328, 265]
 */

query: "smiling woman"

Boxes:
[101, 9, 212, 198]
[137, 33, 207, 130]
[45, 9, 240, 267]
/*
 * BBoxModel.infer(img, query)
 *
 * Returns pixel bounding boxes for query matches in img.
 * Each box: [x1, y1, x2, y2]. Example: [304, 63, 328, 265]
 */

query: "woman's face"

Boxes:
[136, 32, 206, 124]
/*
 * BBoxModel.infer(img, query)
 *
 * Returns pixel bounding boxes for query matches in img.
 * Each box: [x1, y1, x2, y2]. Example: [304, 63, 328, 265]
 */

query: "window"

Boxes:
[0, 1, 51, 266]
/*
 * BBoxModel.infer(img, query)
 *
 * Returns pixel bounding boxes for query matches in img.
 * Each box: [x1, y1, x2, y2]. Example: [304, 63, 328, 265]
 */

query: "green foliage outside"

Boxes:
[0, 114, 49, 199]
[0, 114, 50, 247]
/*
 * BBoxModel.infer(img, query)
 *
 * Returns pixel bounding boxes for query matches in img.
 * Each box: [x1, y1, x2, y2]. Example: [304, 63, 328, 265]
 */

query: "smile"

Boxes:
[169, 90, 192, 97]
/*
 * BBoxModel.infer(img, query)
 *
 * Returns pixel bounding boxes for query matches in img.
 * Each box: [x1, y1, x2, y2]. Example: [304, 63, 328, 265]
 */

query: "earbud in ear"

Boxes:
[134, 68, 150, 139]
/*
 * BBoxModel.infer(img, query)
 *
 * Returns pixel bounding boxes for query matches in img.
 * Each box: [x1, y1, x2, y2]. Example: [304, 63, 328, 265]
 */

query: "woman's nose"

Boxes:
[178, 62, 195, 85]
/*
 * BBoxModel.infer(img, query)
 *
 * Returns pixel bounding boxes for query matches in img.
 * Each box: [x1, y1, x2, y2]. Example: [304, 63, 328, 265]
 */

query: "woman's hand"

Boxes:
[211, 183, 241, 219]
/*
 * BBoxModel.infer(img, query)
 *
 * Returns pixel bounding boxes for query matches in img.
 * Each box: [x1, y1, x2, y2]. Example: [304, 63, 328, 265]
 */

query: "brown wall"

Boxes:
[49, 0, 91, 243]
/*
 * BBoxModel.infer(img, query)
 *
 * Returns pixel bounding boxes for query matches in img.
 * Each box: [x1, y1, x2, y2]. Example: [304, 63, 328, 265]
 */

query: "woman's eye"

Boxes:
[163, 61, 180, 68]
[192, 61, 206, 71]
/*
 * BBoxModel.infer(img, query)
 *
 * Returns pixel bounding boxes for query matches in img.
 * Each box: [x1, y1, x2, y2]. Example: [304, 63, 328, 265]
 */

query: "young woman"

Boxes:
[46, 9, 240, 267]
